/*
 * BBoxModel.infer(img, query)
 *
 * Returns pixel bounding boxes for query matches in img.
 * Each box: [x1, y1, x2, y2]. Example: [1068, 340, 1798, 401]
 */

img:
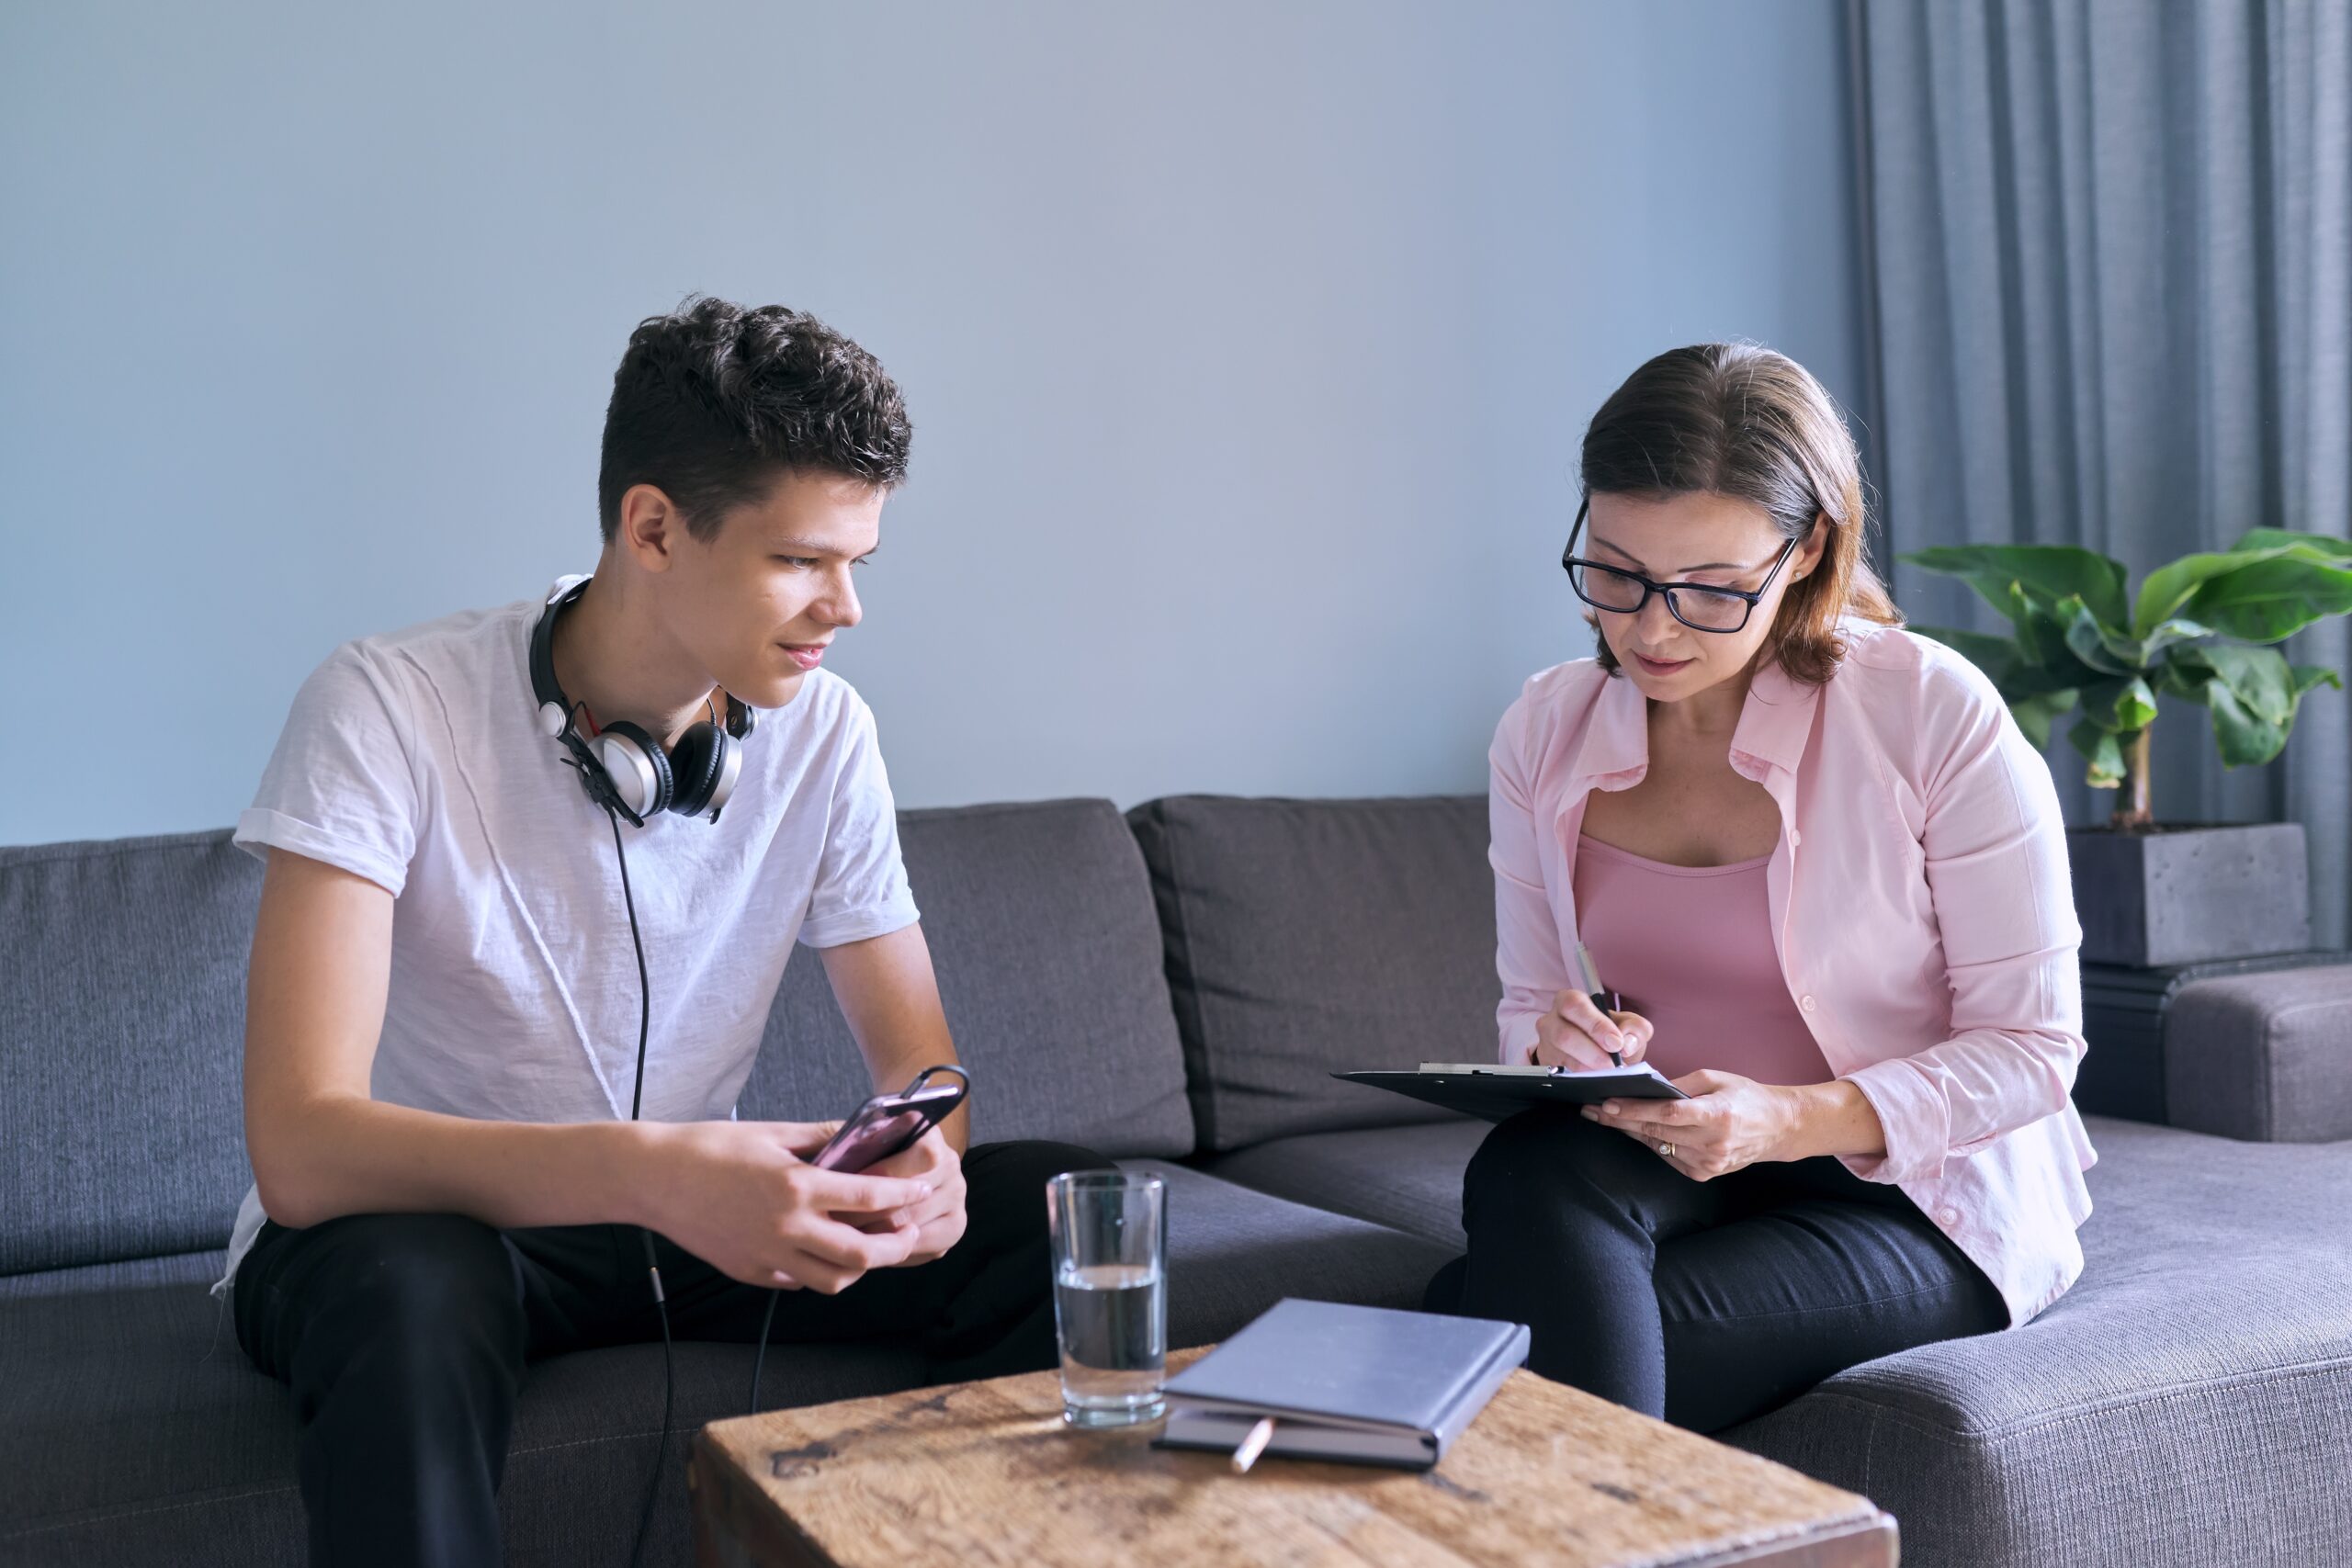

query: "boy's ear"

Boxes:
[616, 483, 685, 570]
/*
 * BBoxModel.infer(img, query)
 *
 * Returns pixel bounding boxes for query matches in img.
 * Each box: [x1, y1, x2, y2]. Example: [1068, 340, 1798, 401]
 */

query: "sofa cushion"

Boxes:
[0, 831, 259, 1276]
[1126, 795, 1496, 1150]
[0, 1168, 1450, 1568]
[1193, 1118, 1485, 1249]
[741, 799, 1194, 1158]
[1210, 1113, 2352, 1567]
[1723, 1116, 2352, 1568]
[0, 797, 1192, 1285]
[1132, 1160, 1459, 1346]
[0, 1247, 926, 1568]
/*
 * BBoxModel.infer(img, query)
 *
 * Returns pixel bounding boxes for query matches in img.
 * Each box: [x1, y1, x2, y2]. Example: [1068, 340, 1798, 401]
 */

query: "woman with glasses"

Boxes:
[1424, 343, 2095, 1433]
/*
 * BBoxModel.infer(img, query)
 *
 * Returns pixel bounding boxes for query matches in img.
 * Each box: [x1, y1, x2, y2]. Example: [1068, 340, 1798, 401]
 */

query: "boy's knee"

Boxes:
[965, 1140, 1117, 1197]
[960, 1140, 1121, 1244]
[302, 1213, 521, 1341]
[256, 1213, 526, 1410]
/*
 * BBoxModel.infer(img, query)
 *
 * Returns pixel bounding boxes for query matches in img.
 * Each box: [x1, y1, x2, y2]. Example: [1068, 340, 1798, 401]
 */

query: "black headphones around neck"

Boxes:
[529, 579, 756, 826]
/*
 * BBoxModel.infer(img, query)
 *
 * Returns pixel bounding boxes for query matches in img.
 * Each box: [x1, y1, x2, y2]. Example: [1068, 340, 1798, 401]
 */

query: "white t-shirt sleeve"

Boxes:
[232, 643, 421, 897]
[797, 696, 921, 948]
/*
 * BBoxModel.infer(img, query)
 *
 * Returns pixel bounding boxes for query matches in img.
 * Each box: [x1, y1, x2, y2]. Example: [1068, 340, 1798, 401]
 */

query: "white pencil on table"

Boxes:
[1229, 1416, 1278, 1473]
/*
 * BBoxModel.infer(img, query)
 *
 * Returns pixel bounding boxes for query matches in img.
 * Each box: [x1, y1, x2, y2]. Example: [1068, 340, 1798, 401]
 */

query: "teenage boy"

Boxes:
[219, 297, 1110, 1567]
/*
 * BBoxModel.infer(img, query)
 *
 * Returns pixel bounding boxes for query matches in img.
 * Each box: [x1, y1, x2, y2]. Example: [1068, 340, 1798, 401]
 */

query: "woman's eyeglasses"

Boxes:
[1561, 500, 1799, 635]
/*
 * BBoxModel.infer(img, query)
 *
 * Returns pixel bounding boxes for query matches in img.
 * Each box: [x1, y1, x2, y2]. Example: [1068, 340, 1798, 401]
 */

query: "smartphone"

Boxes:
[808, 1064, 970, 1173]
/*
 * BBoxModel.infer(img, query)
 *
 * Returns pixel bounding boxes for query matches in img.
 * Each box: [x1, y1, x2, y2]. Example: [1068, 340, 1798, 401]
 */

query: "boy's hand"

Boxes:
[642, 1121, 933, 1292]
[854, 1128, 967, 1266]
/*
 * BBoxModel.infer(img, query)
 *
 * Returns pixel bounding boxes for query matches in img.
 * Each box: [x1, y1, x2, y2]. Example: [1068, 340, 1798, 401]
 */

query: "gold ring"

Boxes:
[1658, 1141, 1676, 1158]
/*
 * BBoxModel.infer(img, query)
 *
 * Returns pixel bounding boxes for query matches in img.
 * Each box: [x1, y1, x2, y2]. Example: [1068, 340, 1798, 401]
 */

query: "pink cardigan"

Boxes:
[1490, 618, 2097, 1326]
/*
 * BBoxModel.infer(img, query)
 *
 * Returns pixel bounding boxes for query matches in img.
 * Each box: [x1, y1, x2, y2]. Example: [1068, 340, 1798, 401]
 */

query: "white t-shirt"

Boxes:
[211, 576, 920, 1296]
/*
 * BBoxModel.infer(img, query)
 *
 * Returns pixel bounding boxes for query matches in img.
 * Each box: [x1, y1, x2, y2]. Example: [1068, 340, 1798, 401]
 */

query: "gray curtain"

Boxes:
[1851, 0, 2352, 946]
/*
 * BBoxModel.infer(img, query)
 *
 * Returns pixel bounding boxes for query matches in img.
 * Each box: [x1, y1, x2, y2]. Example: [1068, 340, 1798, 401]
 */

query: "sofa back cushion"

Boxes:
[740, 799, 1195, 1158]
[1126, 795, 1495, 1151]
[1, 831, 259, 1275]
[5, 797, 1193, 1276]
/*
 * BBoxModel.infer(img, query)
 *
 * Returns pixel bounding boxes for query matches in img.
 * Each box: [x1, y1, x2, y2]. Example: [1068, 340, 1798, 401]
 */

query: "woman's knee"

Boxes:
[1465, 1105, 1646, 1201]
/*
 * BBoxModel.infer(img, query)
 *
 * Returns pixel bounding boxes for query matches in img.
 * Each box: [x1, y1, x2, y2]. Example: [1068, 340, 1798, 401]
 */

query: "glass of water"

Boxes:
[1046, 1170, 1168, 1427]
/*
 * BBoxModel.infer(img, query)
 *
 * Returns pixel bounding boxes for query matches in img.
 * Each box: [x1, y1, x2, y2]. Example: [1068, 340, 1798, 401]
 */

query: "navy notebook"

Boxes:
[1155, 1299, 1530, 1471]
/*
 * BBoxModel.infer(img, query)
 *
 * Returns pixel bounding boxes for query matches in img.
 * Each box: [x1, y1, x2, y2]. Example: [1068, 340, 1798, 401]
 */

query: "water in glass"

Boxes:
[1052, 1259, 1166, 1426]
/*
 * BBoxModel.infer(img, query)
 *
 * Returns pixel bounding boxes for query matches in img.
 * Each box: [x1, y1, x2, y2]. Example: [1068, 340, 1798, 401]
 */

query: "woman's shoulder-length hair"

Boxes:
[1580, 342, 1903, 688]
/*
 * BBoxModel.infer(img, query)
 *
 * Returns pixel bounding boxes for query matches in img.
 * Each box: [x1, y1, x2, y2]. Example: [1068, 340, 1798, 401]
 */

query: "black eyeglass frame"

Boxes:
[1560, 499, 1801, 635]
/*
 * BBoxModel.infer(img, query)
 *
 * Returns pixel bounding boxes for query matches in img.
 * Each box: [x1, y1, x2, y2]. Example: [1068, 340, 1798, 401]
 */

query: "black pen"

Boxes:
[1573, 942, 1625, 1068]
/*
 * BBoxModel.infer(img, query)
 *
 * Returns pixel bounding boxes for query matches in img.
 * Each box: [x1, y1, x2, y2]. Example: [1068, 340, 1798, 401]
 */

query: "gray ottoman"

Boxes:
[2165, 966, 2352, 1142]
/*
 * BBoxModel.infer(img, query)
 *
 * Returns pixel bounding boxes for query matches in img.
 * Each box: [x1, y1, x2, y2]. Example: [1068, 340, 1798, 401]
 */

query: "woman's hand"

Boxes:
[1532, 990, 1655, 1070]
[1582, 1069, 1799, 1179]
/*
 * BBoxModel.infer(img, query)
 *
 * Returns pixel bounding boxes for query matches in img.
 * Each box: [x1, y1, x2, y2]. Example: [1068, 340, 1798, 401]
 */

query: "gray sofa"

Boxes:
[5, 795, 2348, 1568]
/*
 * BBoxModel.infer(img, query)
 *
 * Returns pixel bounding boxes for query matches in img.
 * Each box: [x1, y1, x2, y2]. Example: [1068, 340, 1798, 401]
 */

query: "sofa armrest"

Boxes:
[2165, 966, 2352, 1143]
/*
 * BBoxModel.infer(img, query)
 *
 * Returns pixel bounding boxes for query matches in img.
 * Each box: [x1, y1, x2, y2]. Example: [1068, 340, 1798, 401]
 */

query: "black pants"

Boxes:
[1425, 1107, 2007, 1434]
[232, 1139, 1112, 1568]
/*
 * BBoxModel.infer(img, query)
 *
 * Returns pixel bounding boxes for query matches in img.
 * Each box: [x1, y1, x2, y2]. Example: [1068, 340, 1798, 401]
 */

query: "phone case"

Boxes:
[809, 1067, 967, 1173]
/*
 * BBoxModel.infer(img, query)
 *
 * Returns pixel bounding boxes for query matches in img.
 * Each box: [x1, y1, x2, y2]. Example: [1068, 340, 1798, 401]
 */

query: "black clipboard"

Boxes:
[1334, 1065, 1689, 1123]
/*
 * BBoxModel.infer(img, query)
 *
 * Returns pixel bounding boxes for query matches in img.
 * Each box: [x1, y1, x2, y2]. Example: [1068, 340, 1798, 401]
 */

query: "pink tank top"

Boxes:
[1571, 832, 1833, 1087]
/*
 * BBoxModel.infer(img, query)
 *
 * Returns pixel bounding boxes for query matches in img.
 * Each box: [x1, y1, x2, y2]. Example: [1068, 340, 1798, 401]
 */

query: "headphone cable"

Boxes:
[750, 1288, 780, 1415]
[608, 806, 672, 1568]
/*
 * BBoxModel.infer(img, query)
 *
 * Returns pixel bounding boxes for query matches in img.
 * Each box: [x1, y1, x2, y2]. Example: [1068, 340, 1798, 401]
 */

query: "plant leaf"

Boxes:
[2200, 645, 2296, 725]
[2155, 645, 2217, 702]
[2108, 675, 2158, 732]
[2058, 596, 2143, 674]
[2199, 676, 2284, 767]
[2001, 582, 2088, 675]
[2152, 554, 2352, 643]
[2233, 527, 2352, 562]
[1903, 545, 2131, 631]
[1908, 624, 2021, 683]
[2009, 688, 2079, 750]
[2139, 615, 2215, 660]
[2066, 716, 2126, 787]
[2131, 527, 2352, 639]
[1911, 619, 2088, 701]
[2134, 547, 2295, 637]
[2291, 662, 2345, 699]
[2188, 644, 2337, 767]
[2072, 676, 2157, 738]
[2188, 649, 2343, 766]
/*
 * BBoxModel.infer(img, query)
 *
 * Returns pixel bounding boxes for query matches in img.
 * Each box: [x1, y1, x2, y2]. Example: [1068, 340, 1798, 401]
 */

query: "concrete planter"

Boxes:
[2066, 822, 2311, 967]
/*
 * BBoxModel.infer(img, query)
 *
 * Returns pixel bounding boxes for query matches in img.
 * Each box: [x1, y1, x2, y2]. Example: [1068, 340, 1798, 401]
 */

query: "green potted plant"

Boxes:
[1903, 528, 2352, 967]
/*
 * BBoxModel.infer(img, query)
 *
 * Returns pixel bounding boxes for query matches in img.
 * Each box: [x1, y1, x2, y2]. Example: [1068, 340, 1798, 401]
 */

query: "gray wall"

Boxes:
[0, 1, 1861, 846]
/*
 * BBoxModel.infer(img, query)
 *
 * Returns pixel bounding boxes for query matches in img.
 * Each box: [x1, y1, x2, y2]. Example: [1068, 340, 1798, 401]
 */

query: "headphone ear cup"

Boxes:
[666, 722, 729, 820]
[591, 721, 673, 818]
[557, 731, 624, 814]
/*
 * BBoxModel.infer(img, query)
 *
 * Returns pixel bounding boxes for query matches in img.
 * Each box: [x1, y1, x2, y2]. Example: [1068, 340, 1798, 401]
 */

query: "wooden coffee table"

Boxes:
[690, 1348, 1895, 1566]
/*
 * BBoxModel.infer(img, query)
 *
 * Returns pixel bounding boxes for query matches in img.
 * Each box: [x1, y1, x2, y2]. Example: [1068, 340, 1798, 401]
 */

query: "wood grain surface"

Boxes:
[691, 1347, 1896, 1568]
